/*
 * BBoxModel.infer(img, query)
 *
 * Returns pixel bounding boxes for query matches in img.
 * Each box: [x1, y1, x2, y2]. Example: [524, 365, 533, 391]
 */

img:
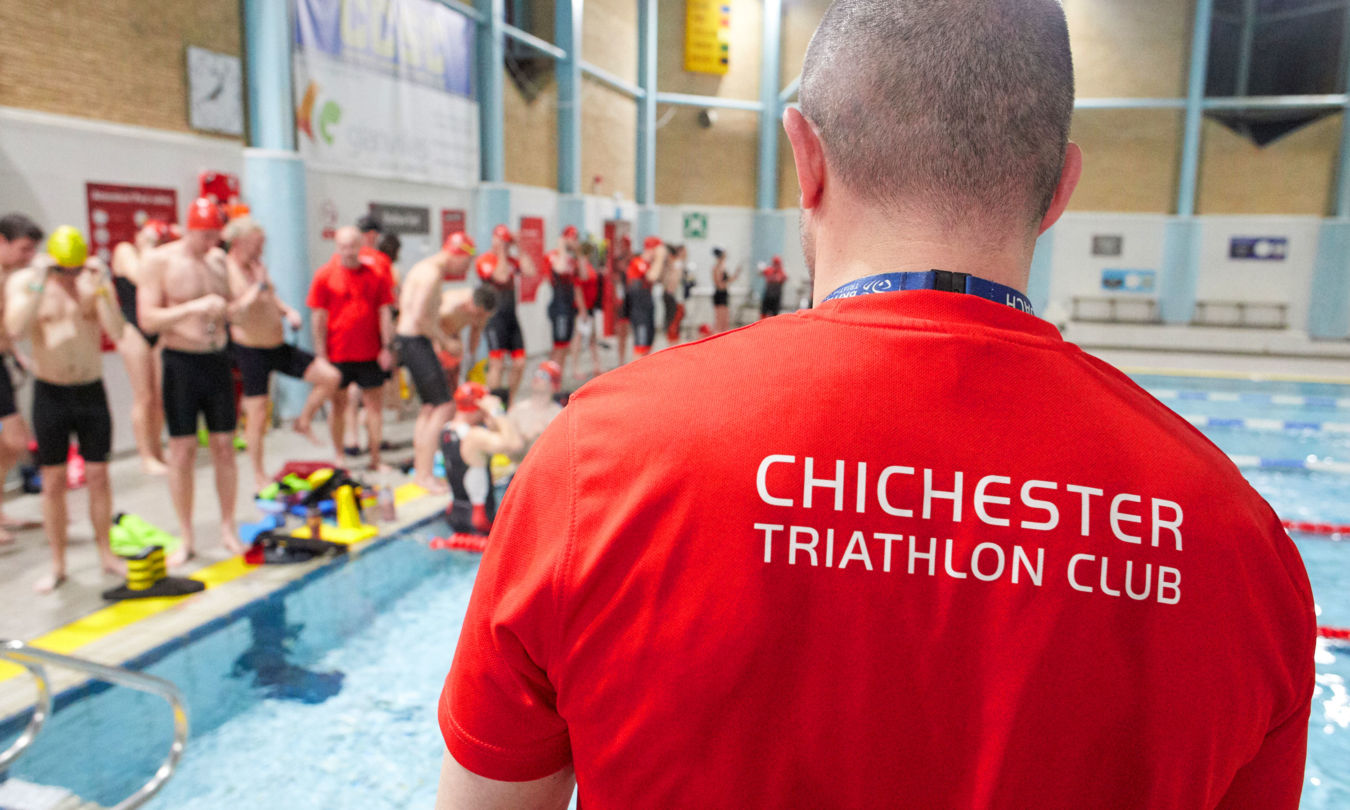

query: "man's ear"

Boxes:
[784, 107, 826, 210]
[1039, 142, 1082, 235]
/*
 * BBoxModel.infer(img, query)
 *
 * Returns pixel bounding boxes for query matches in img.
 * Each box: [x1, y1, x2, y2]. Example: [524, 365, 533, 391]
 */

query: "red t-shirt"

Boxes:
[576, 262, 600, 310]
[306, 253, 394, 363]
[441, 291, 1315, 808]
[626, 256, 650, 284]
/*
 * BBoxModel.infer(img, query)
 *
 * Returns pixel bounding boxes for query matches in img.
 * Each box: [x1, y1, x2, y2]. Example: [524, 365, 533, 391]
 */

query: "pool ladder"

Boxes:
[0, 639, 188, 810]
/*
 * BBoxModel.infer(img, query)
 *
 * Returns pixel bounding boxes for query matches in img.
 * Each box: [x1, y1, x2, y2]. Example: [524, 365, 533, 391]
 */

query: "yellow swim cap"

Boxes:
[47, 226, 88, 269]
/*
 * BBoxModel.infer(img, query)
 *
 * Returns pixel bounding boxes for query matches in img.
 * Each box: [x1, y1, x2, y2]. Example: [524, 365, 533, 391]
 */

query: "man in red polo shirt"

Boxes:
[307, 226, 395, 471]
[436, 0, 1316, 807]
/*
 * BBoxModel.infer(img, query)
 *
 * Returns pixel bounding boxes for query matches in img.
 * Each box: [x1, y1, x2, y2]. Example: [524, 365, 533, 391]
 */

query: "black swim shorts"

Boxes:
[395, 335, 451, 406]
[232, 343, 316, 398]
[32, 379, 112, 467]
[162, 348, 238, 438]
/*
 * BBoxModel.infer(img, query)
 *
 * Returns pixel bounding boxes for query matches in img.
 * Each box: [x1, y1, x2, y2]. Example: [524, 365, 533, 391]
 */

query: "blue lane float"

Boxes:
[1181, 414, 1350, 434]
[1150, 389, 1350, 410]
[1226, 454, 1350, 475]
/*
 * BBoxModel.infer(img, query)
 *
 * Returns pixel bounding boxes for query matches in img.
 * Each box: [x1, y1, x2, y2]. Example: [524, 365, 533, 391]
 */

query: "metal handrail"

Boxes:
[0, 639, 189, 810]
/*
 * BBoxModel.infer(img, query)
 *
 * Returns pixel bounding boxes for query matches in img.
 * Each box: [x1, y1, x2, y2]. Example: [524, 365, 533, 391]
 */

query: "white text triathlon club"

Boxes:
[822, 270, 1035, 315]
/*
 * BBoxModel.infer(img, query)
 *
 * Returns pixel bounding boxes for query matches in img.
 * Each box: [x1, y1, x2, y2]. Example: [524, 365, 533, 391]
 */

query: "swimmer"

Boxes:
[545, 226, 588, 380]
[111, 219, 178, 475]
[760, 255, 788, 319]
[396, 232, 478, 493]
[626, 236, 667, 357]
[437, 285, 499, 385]
[0, 213, 43, 544]
[441, 383, 521, 536]
[224, 217, 342, 489]
[711, 247, 739, 333]
[609, 234, 633, 365]
[308, 226, 396, 473]
[4, 227, 126, 592]
[571, 241, 603, 380]
[138, 198, 243, 563]
[661, 243, 687, 344]
[506, 361, 563, 456]
[476, 225, 538, 401]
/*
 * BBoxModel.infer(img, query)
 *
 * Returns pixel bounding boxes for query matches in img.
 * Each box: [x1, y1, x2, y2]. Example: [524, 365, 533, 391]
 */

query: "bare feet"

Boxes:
[100, 554, 128, 577]
[0, 514, 39, 530]
[0, 526, 13, 546]
[167, 546, 196, 567]
[367, 462, 393, 475]
[141, 457, 169, 476]
[413, 476, 449, 495]
[221, 525, 246, 556]
[33, 572, 66, 594]
[293, 418, 320, 445]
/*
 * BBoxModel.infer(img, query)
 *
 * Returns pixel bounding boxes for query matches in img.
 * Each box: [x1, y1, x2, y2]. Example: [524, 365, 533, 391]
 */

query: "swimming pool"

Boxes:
[0, 373, 1347, 808]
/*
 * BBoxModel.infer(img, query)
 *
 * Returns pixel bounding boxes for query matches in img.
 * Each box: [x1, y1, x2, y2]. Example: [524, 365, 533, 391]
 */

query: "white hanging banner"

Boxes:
[293, 0, 480, 187]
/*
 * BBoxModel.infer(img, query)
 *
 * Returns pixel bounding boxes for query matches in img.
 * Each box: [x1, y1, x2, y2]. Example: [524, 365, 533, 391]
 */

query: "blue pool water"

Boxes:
[0, 374, 1348, 808]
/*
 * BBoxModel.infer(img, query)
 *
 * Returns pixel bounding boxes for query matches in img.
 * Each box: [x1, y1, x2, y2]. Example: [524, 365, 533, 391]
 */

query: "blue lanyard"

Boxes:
[821, 271, 1035, 316]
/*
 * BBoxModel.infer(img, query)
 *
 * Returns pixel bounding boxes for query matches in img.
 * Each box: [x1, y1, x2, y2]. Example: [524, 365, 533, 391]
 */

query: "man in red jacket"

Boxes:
[436, 0, 1316, 807]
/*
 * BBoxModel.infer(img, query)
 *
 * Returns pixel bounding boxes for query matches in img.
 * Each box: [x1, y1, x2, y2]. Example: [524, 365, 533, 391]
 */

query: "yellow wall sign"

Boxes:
[685, 0, 731, 75]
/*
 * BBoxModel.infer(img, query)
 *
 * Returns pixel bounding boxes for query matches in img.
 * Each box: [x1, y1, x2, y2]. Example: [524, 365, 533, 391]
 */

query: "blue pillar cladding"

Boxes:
[751, 210, 786, 277]
[558, 195, 586, 236]
[243, 0, 309, 418]
[637, 206, 660, 243]
[476, 185, 513, 247]
[477, 0, 506, 183]
[556, 0, 582, 195]
[755, 0, 783, 215]
[1160, 218, 1202, 324]
[636, 0, 657, 206]
[1026, 228, 1055, 316]
[1309, 220, 1350, 339]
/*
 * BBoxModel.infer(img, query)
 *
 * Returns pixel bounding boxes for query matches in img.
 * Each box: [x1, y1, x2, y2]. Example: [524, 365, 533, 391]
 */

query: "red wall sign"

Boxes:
[517, 216, 547, 303]
[85, 183, 178, 265]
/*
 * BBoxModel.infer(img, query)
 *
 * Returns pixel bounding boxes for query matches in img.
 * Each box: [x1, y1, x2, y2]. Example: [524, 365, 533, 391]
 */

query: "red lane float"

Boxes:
[1321, 626, 1350, 642]
[1281, 520, 1350, 537]
[429, 534, 489, 553]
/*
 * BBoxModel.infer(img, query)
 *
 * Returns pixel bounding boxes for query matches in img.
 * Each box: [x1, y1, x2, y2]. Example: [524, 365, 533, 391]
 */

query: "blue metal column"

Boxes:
[474, 0, 511, 258]
[752, 0, 784, 268]
[556, 0, 586, 233]
[636, 0, 658, 238]
[243, 0, 309, 419]
[477, 0, 506, 183]
[1308, 8, 1350, 339]
[1159, 0, 1214, 324]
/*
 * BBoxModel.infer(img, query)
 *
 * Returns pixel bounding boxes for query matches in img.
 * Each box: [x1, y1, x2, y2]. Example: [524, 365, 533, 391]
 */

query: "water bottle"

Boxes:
[378, 483, 397, 522]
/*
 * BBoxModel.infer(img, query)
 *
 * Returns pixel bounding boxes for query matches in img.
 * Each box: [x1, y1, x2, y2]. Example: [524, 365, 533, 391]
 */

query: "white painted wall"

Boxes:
[1195, 216, 1319, 331]
[1047, 213, 1170, 307]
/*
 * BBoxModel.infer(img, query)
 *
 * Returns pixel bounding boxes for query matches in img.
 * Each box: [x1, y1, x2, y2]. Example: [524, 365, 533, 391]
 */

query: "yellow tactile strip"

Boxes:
[0, 489, 432, 685]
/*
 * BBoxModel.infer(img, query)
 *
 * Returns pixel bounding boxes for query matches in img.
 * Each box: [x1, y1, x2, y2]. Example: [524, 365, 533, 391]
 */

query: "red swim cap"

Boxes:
[562, 225, 579, 241]
[454, 381, 489, 412]
[444, 231, 476, 256]
[143, 220, 176, 245]
[536, 361, 562, 387]
[493, 224, 515, 243]
[643, 236, 663, 251]
[186, 198, 225, 232]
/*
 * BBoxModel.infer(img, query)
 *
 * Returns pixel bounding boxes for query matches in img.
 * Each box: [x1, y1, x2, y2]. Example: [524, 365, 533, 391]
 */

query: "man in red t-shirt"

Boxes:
[307, 226, 395, 471]
[436, 1, 1316, 807]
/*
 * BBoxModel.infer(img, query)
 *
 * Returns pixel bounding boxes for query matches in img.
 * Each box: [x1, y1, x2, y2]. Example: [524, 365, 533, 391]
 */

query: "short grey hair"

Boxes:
[222, 215, 263, 244]
[799, 0, 1075, 232]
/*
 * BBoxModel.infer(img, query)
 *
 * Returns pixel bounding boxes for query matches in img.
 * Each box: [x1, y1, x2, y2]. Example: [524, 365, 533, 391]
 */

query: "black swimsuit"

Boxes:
[442, 424, 496, 535]
[113, 276, 158, 347]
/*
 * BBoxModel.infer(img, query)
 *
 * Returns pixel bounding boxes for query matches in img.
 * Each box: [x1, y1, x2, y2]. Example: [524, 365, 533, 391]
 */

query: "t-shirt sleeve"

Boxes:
[1214, 692, 1312, 809]
[439, 408, 575, 781]
[378, 271, 395, 307]
[306, 264, 328, 310]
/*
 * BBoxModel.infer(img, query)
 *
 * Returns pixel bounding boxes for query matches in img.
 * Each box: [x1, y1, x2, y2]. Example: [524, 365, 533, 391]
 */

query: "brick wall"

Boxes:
[0, 0, 241, 138]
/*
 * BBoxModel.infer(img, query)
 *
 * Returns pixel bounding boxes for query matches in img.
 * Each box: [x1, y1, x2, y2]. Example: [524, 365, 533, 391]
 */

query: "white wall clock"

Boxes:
[187, 46, 244, 137]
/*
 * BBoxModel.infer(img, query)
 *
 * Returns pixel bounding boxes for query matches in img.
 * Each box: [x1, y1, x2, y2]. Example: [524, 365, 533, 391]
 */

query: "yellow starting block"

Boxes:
[291, 483, 379, 544]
